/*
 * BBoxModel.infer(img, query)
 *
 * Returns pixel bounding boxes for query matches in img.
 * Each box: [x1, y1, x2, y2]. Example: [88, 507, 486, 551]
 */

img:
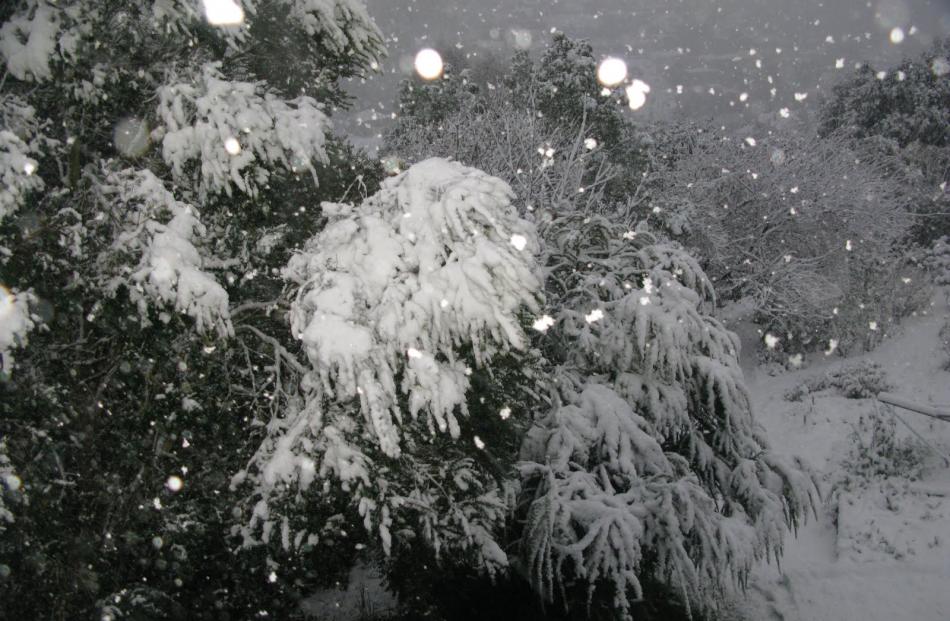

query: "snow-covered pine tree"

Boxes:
[0, 1, 386, 616]
[519, 213, 817, 619]
[234, 157, 544, 578]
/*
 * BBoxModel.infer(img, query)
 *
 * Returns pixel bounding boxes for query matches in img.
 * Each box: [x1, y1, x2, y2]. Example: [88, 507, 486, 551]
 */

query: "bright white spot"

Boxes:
[745, 137, 757, 147]
[224, 137, 241, 155]
[202, 345, 216, 354]
[845, 239, 853, 251]
[739, 92, 748, 102]
[166, 475, 183, 492]
[499, 406, 511, 420]
[836, 58, 846, 69]
[932, 57, 950, 77]
[889, 27, 905, 44]
[268, 571, 277, 583]
[414, 48, 444, 80]
[584, 137, 598, 150]
[407, 348, 423, 359]
[585, 309, 604, 324]
[3, 473, 21, 492]
[625, 79, 651, 110]
[202, 0, 244, 26]
[794, 92, 808, 102]
[869, 321, 879, 331]
[643, 277, 655, 294]
[825, 339, 839, 356]
[789, 353, 804, 368]
[152, 536, 163, 549]
[473, 436, 486, 450]
[597, 57, 628, 86]
[764, 333, 780, 349]
[790, 186, 799, 194]
[779, 108, 791, 118]
[623, 230, 637, 240]
[901, 277, 912, 284]
[638, 296, 651, 306]
[876, 70, 888, 80]
[532, 314, 555, 333]
[23, 161, 36, 175]
[510, 234, 528, 251]
[440, 298, 449, 309]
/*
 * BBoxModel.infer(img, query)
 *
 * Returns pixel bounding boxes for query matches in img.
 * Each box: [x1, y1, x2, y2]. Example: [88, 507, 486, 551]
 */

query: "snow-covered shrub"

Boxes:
[519, 213, 817, 619]
[785, 362, 892, 402]
[839, 409, 924, 488]
[656, 127, 923, 355]
[236, 158, 541, 575]
[924, 236, 950, 286]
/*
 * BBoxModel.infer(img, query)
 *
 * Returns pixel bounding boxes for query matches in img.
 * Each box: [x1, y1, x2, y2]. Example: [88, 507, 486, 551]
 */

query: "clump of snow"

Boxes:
[284, 158, 540, 456]
[0, 287, 34, 377]
[0, 97, 44, 224]
[0, 3, 61, 81]
[157, 63, 330, 198]
[98, 168, 232, 337]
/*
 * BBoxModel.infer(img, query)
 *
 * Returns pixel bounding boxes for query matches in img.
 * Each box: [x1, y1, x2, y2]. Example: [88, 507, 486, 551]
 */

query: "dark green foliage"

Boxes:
[0, 2, 385, 619]
[819, 38, 950, 148]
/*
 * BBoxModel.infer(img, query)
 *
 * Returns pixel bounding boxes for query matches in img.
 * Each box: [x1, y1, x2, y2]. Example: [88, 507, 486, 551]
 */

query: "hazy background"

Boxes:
[338, 0, 950, 153]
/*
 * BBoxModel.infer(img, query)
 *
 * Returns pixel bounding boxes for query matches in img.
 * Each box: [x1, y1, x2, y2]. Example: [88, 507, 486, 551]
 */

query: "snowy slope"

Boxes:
[733, 291, 950, 621]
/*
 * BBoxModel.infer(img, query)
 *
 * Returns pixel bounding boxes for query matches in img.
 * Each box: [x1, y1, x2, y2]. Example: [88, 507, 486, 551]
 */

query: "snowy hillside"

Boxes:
[732, 290, 950, 621]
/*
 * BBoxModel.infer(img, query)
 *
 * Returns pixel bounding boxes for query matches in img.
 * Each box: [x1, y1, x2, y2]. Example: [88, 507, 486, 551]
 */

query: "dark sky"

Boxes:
[339, 0, 950, 152]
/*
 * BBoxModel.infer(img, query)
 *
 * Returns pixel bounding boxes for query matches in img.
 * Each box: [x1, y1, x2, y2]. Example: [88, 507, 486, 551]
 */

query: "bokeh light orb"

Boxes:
[113, 117, 150, 158]
[414, 48, 444, 81]
[597, 57, 628, 87]
[224, 137, 241, 155]
[202, 0, 244, 26]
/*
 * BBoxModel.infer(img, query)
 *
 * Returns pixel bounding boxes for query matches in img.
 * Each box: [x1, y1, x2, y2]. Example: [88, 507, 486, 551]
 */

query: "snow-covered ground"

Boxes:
[733, 291, 950, 621]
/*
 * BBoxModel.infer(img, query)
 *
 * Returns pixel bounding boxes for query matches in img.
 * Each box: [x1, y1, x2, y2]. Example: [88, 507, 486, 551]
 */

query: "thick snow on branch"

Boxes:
[0, 98, 44, 224]
[286, 158, 540, 457]
[281, 0, 385, 66]
[237, 159, 540, 568]
[99, 168, 232, 337]
[0, 288, 35, 377]
[158, 62, 330, 198]
[0, 2, 61, 81]
[0, 441, 20, 528]
[521, 214, 816, 617]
